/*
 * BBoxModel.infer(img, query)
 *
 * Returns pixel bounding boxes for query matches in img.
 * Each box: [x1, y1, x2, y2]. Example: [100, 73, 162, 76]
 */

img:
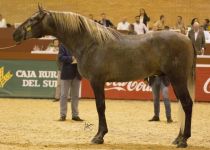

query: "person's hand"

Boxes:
[144, 79, 148, 85]
[72, 56, 76, 61]
[72, 56, 77, 64]
[201, 48, 205, 55]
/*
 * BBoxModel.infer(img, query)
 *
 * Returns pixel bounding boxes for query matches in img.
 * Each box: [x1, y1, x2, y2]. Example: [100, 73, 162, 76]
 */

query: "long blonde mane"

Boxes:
[50, 11, 121, 43]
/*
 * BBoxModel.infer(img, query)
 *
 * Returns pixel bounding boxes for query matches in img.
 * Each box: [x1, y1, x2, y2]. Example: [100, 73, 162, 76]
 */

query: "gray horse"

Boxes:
[13, 6, 196, 148]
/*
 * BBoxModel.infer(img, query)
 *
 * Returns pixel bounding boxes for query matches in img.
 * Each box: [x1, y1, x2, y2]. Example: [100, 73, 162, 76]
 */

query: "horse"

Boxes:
[13, 6, 196, 148]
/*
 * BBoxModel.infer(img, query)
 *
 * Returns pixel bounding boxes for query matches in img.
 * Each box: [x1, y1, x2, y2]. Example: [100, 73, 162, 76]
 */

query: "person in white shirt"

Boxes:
[117, 18, 130, 31]
[188, 22, 205, 55]
[0, 14, 7, 28]
[133, 16, 148, 35]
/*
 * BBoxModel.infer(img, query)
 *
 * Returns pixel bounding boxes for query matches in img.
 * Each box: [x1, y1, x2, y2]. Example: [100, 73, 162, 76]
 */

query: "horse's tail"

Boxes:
[188, 45, 196, 102]
[179, 44, 196, 134]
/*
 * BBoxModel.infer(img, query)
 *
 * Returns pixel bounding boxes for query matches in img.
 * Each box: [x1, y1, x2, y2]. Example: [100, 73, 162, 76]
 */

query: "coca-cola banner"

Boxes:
[81, 66, 210, 102]
[195, 67, 210, 101]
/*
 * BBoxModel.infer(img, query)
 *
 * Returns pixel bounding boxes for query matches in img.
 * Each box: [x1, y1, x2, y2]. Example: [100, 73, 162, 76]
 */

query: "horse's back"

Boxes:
[80, 31, 194, 82]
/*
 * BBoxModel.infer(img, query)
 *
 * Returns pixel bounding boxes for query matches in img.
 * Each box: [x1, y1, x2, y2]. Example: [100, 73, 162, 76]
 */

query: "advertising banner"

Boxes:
[195, 67, 210, 101]
[81, 67, 210, 102]
[0, 60, 58, 98]
[1, 60, 209, 101]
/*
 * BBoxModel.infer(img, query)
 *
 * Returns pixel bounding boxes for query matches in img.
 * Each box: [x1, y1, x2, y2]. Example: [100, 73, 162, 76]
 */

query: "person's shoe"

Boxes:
[52, 99, 59, 102]
[72, 116, 84, 121]
[148, 116, 160, 122]
[167, 117, 173, 123]
[58, 116, 66, 121]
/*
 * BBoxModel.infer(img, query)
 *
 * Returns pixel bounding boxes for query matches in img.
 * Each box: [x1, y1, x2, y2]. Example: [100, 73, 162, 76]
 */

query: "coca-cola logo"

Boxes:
[105, 81, 152, 92]
[203, 78, 210, 94]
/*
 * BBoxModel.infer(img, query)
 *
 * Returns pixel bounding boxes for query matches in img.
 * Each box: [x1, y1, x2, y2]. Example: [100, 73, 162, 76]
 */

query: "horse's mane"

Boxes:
[50, 11, 121, 43]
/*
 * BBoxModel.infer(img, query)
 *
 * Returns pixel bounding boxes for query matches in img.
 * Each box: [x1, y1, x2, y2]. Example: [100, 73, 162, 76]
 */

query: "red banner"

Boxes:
[195, 67, 210, 101]
[81, 67, 210, 102]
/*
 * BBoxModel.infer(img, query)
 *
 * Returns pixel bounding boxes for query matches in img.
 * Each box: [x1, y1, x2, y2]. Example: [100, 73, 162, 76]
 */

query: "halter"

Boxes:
[22, 11, 48, 40]
[0, 12, 49, 50]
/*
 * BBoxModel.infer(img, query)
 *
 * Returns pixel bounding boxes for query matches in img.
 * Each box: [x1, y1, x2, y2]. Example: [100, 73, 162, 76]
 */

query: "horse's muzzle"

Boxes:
[13, 29, 24, 42]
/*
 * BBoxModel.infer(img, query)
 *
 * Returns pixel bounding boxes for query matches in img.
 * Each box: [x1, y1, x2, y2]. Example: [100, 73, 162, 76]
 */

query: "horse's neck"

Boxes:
[54, 28, 92, 59]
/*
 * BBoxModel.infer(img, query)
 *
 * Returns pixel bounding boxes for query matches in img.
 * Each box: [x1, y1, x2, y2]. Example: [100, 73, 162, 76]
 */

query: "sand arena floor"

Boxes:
[0, 98, 210, 150]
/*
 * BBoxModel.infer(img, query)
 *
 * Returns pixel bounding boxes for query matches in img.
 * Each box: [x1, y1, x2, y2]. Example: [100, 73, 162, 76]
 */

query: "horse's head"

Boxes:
[13, 5, 54, 42]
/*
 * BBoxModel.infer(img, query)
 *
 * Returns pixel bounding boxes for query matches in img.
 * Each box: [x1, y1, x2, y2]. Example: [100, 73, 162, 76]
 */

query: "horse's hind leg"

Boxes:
[90, 80, 108, 144]
[171, 80, 193, 148]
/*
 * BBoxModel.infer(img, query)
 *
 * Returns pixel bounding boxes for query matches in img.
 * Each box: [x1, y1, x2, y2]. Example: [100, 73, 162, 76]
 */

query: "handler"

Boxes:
[145, 75, 173, 123]
[59, 43, 83, 121]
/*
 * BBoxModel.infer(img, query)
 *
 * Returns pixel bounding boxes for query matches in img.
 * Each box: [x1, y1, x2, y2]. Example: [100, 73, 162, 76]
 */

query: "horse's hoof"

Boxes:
[176, 140, 188, 148]
[91, 137, 104, 144]
[172, 137, 180, 145]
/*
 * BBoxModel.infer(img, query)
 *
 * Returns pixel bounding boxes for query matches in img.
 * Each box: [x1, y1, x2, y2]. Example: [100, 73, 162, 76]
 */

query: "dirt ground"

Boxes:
[0, 98, 210, 150]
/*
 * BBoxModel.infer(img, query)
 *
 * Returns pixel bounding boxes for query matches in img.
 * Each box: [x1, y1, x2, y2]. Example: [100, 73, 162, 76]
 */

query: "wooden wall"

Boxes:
[0, 0, 209, 27]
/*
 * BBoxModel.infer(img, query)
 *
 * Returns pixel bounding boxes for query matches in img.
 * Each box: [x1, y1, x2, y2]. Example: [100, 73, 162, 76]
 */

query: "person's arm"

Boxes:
[98, 20, 102, 25]
[117, 23, 121, 30]
[2, 19, 7, 28]
[153, 21, 158, 28]
[143, 24, 149, 33]
[188, 30, 192, 39]
[58, 45, 73, 63]
[201, 31, 206, 54]
[145, 15, 150, 22]
[108, 20, 114, 27]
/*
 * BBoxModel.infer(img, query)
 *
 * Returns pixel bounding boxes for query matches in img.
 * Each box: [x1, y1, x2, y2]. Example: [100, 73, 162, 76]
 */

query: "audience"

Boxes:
[117, 17, 130, 31]
[128, 24, 136, 35]
[175, 16, 185, 30]
[0, 14, 7, 28]
[98, 13, 114, 28]
[89, 14, 97, 22]
[188, 22, 205, 55]
[138, 8, 150, 26]
[153, 15, 165, 30]
[133, 16, 148, 35]
[191, 18, 199, 26]
[1, 10, 210, 47]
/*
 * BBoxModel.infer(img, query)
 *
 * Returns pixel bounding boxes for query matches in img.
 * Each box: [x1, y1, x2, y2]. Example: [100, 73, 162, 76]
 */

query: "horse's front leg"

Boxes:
[90, 80, 107, 144]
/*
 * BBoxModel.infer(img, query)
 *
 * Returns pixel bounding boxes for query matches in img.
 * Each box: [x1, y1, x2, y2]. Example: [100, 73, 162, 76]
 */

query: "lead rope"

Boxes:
[0, 43, 21, 50]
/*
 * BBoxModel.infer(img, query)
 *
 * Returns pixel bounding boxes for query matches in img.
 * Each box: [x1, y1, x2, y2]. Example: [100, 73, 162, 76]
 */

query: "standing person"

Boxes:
[117, 17, 130, 31]
[53, 39, 70, 102]
[188, 22, 205, 55]
[0, 14, 7, 28]
[146, 75, 173, 123]
[133, 16, 148, 35]
[59, 43, 83, 121]
[153, 15, 165, 30]
[138, 8, 150, 26]
[98, 13, 114, 28]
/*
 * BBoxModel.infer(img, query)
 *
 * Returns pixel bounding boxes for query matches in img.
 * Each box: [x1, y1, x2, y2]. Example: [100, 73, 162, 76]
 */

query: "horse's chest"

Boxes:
[77, 63, 90, 79]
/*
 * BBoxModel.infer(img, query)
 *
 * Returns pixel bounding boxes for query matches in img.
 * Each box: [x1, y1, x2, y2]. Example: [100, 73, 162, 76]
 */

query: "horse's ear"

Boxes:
[38, 3, 44, 13]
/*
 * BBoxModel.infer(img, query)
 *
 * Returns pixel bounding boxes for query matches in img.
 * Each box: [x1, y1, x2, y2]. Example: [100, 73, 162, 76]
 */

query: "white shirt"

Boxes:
[133, 22, 148, 35]
[194, 31, 199, 41]
[117, 22, 130, 31]
[0, 18, 7, 28]
[140, 16, 144, 23]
